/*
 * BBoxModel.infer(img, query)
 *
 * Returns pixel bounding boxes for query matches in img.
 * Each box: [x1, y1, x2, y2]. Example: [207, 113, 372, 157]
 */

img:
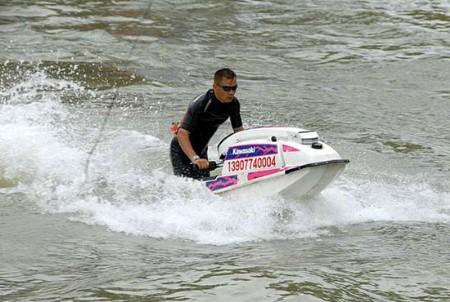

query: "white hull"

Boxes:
[218, 161, 347, 199]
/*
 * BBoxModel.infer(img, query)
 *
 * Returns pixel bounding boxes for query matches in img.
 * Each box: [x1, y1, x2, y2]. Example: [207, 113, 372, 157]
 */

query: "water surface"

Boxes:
[1, 0, 449, 301]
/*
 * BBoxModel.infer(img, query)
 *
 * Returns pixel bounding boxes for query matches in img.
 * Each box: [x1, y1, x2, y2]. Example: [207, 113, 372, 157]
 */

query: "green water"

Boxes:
[1, 1, 449, 301]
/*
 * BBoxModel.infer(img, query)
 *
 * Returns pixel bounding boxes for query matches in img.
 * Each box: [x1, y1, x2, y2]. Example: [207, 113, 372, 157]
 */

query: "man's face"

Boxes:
[213, 77, 238, 103]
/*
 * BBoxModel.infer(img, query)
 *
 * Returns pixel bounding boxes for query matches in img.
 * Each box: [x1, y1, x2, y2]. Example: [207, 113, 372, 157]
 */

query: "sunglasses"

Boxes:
[220, 85, 238, 92]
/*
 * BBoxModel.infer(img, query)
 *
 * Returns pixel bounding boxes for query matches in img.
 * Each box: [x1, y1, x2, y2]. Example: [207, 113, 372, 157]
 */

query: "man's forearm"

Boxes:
[177, 128, 197, 162]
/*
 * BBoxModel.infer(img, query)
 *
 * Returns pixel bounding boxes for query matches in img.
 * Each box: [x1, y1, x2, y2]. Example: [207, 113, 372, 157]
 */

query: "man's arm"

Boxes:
[177, 128, 209, 170]
[176, 128, 196, 161]
[230, 100, 243, 133]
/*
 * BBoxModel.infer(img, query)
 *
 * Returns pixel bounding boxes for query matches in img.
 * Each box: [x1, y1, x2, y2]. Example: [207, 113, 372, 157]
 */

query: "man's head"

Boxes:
[213, 68, 238, 103]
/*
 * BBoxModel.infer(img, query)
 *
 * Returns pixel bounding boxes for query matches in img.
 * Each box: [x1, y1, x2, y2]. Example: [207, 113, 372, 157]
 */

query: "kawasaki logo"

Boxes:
[232, 147, 255, 155]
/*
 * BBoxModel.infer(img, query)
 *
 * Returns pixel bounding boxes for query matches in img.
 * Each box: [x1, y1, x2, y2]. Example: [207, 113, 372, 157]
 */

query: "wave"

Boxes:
[1, 71, 449, 246]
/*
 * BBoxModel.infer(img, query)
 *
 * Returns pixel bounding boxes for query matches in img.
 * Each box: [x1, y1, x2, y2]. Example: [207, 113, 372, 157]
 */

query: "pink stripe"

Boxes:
[207, 176, 238, 191]
[283, 144, 300, 152]
[247, 168, 285, 181]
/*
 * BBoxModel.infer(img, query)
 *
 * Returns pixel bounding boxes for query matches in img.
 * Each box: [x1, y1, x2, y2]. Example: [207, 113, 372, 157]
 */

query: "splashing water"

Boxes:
[1, 70, 449, 245]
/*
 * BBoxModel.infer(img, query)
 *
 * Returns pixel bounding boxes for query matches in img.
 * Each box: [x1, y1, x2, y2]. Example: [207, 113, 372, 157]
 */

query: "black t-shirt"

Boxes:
[180, 89, 242, 154]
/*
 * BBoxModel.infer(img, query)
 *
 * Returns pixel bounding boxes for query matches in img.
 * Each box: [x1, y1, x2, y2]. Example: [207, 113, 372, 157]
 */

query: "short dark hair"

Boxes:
[214, 68, 236, 83]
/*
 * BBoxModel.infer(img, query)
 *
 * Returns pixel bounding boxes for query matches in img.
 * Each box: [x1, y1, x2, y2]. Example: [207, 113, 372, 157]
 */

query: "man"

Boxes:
[170, 68, 244, 179]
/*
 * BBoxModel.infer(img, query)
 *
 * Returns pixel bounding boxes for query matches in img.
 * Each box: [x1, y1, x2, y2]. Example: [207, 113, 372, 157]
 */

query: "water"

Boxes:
[1, 0, 449, 301]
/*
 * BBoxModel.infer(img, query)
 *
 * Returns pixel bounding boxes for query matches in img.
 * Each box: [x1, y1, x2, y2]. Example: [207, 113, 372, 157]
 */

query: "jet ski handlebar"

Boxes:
[207, 161, 223, 171]
[192, 161, 223, 172]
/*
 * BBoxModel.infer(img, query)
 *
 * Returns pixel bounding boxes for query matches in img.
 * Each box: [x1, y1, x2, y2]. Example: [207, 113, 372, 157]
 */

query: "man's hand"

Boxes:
[194, 158, 209, 170]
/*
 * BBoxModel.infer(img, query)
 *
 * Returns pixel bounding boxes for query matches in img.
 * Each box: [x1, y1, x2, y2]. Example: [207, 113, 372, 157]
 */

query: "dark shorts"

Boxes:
[170, 137, 210, 179]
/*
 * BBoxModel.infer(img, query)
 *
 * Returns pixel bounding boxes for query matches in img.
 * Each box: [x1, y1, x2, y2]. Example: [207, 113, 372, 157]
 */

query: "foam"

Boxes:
[1, 71, 449, 245]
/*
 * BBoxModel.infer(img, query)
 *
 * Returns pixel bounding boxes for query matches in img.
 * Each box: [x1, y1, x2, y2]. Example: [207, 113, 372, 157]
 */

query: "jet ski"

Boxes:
[203, 127, 349, 199]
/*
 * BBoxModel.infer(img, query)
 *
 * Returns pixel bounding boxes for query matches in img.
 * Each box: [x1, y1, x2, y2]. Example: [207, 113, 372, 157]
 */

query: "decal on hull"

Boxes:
[226, 144, 278, 160]
[206, 175, 238, 191]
